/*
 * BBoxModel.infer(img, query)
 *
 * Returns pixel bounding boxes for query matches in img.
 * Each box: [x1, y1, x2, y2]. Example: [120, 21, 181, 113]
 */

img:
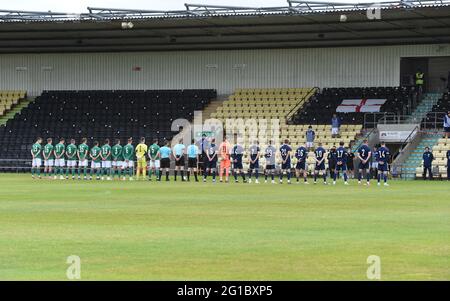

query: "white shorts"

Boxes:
[67, 160, 77, 167]
[306, 142, 314, 148]
[91, 162, 101, 169]
[371, 162, 378, 169]
[44, 159, 54, 167]
[123, 160, 134, 168]
[112, 161, 123, 168]
[102, 161, 112, 168]
[149, 160, 160, 169]
[32, 158, 42, 167]
[55, 159, 65, 167]
[331, 127, 339, 135]
[79, 159, 88, 167]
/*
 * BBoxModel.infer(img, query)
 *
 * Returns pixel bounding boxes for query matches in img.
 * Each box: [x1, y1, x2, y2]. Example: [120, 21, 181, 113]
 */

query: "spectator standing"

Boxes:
[444, 111, 450, 139]
[305, 126, 315, 151]
[415, 68, 425, 94]
[422, 147, 434, 180]
[331, 114, 341, 138]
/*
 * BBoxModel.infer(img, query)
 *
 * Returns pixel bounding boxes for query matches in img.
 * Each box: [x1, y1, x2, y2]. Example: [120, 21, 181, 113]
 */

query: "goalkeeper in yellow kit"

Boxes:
[135, 137, 148, 180]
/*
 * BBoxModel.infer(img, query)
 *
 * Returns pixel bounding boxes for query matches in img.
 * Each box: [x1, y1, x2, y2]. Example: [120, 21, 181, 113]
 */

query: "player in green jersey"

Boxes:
[77, 138, 89, 180]
[54, 138, 66, 179]
[43, 138, 54, 178]
[65, 139, 78, 179]
[111, 139, 124, 180]
[100, 138, 112, 180]
[148, 138, 161, 181]
[31, 137, 43, 179]
[89, 141, 102, 180]
[122, 137, 135, 180]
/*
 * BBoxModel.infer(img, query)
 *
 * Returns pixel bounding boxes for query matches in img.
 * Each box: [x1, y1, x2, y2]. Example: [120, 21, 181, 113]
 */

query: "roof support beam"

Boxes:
[1, 1, 449, 22]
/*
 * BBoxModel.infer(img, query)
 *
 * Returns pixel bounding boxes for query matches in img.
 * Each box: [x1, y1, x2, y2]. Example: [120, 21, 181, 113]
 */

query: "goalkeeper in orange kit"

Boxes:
[219, 136, 232, 183]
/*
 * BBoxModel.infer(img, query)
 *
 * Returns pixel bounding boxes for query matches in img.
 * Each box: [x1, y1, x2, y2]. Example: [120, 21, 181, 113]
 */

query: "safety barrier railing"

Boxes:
[363, 112, 396, 129]
[420, 112, 447, 131]
[286, 87, 319, 123]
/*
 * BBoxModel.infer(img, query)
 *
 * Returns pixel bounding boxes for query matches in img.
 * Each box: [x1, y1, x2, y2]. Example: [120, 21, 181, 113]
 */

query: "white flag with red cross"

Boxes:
[336, 99, 386, 113]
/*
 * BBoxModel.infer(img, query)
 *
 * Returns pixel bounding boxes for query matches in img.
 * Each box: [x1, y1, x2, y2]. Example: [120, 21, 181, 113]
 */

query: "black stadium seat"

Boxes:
[422, 92, 449, 129]
[0, 89, 216, 172]
[291, 86, 412, 125]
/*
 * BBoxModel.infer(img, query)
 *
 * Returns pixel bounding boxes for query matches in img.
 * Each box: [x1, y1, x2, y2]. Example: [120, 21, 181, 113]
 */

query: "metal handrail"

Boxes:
[377, 114, 421, 125]
[397, 125, 420, 154]
[286, 87, 319, 122]
[352, 127, 376, 152]
[421, 111, 447, 130]
[363, 112, 396, 129]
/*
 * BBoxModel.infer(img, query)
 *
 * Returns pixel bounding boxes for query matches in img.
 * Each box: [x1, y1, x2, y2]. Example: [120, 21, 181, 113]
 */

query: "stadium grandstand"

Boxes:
[2, 0, 450, 284]
[0, 0, 450, 180]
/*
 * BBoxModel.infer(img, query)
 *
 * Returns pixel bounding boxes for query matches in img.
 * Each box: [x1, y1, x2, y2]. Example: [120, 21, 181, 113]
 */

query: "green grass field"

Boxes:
[0, 174, 449, 280]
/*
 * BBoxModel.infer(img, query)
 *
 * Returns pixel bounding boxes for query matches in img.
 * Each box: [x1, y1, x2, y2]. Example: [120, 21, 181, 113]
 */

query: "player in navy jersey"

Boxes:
[371, 146, 379, 179]
[295, 144, 309, 184]
[376, 142, 390, 186]
[248, 141, 260, 184]
[203, 138, 218, 182]
[357, 139, 372, 185]
[231, 137, 246, 183]
[327, 146, 337, 180]
[279, 139, 293, 184]
[333, 141, 349, 185]
[313, 143, 327, 184]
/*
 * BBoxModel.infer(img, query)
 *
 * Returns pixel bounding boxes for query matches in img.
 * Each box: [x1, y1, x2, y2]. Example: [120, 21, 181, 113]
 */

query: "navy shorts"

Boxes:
[233, 161, 243, 169]
[249, 161, 259, 170]
[359, 161, 370, 170]
[295, 161, 306, 170]
[445, 127, 450, 133]
[208, 159, 217, 169]
[201, 154, 208, 166]
[281, 161, 291, 170]
[335, 162, 347, 171]
[315, 162, 325, 170]
[266, 164, 275, 170]
[377, 162, 388, 172]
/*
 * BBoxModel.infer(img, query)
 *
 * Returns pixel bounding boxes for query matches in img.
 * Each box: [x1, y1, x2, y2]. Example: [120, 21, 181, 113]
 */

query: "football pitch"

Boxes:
[0, 174, 449, 280]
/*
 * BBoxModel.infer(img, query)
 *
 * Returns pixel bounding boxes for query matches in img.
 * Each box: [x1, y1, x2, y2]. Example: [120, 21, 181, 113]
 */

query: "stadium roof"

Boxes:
[0, 0, 450, 53]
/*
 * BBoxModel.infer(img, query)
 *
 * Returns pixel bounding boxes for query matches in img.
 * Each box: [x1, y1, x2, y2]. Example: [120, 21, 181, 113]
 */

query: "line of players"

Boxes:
[30, 134, 391, 186]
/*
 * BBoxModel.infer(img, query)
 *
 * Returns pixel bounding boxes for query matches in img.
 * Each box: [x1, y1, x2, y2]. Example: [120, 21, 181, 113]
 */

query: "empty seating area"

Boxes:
[211, 88, 315, 120]
[422, 93, 450, 129]
[430, 92, 450, 112]
[415, 138, 449, 179]
[291, 87, 412, 125]
[0, 90, 26, 116]
[0, 89, 215, 171]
